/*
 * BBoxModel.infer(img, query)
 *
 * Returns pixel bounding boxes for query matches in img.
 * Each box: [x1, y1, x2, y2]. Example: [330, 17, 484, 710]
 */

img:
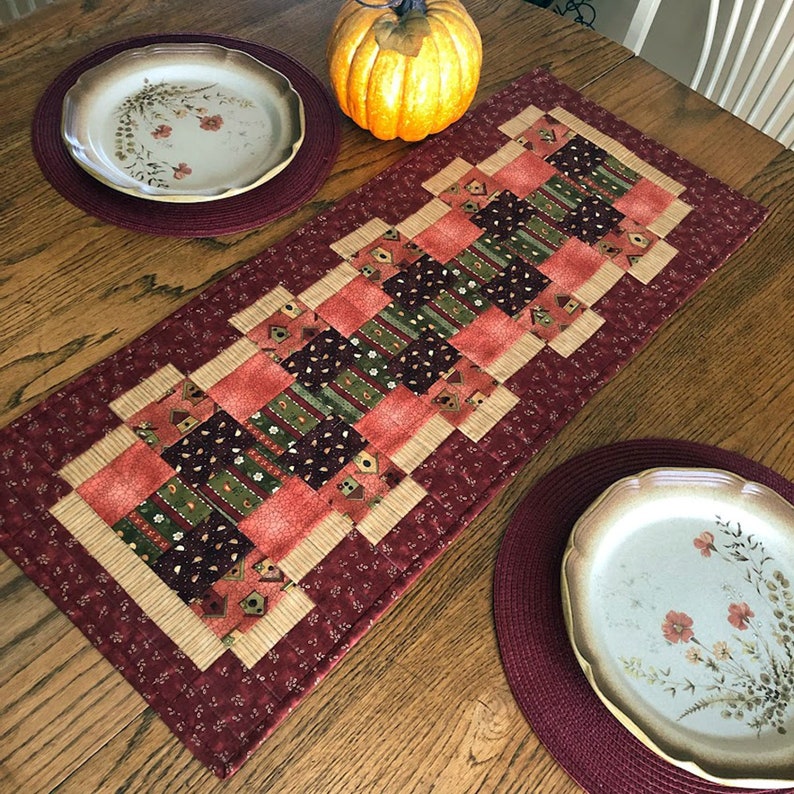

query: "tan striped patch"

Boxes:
[109, 364, 185, 421]
[357, 477, 427, 545]
[498, 105, 545, 139]
[548, 310, 605, 357]
[189, 337, 260, 392]
[477, 140, 529, 176]
[395, 198, 451, 239]
[483, 332, 545, 382]
[458, 385, 520, 442]
[421, 157, 474, 196]
[298, 261, 360, 310]
[390, 414, 456, 473]
[230, 587, 315, 668]
[277, 511, 351, 582]
[630, 239, 678, 284]
[330, 218, 394, 260]
[647, 199, 692, 238]
[59, 424, 140, 487]
[228, 285, 296, 335]
[573, 260, 625, 306]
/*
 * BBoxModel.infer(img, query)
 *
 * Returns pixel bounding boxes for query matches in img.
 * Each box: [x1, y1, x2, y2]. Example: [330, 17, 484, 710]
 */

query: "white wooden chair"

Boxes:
[623, 0, 794, 147]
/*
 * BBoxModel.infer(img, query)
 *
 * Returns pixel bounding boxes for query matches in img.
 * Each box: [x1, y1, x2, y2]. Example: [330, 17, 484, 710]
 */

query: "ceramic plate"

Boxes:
[562, 468, 794, 788]
[61, 43, 305, 202]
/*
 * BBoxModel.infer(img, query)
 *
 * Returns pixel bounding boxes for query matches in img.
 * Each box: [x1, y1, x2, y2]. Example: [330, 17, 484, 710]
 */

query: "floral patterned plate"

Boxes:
[61, 43, 305, 202]
[561, 468, 794, 788]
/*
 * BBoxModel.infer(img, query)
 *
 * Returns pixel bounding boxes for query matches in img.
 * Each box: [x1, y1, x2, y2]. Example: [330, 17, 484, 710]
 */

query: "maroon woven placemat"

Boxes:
[3, 69, 771, 778]
[494, 438, 794, 793]
[31, 33, 340, 237]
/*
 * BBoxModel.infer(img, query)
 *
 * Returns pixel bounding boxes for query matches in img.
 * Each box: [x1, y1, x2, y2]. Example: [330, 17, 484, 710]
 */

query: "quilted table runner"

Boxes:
[0, 68, 767, 777]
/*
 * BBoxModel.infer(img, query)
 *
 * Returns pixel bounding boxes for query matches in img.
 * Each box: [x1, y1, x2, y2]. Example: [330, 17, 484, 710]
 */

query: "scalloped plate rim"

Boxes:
[60, 42, 305, 203]
[561, 466, 794, 789]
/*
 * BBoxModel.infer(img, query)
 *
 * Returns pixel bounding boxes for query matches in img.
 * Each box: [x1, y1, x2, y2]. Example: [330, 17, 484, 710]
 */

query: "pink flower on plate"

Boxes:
[727, 602, 755, 630]
[172, 162, 192, 180]
[199, 114, 223, 131]
[713, 641, 731, 660]
[151, 124, 172, 139]
[662, 610, 695, 644]
[685, 646, 702, 664]
[693, 530, 715, 557]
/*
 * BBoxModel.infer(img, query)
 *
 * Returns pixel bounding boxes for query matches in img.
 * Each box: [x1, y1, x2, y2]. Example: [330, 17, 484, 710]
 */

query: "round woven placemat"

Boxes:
[494, 438, 793, 793]
[32, 33, 341, 237]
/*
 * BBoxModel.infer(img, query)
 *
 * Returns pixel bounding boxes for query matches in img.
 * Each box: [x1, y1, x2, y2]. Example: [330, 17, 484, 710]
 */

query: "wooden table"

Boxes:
[0, 2, 791, 791]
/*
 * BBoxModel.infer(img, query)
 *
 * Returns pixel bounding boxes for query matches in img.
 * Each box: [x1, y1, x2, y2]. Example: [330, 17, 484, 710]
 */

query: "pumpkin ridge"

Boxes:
[349, 30, 382, 129]
[402, 22, 441, 140]
[430, 7, 482, 55]
[397, 55, 411, 140]
[430, 10, 479, 111]
[329, 10, 378, 115]
[432, 5, 482, 61]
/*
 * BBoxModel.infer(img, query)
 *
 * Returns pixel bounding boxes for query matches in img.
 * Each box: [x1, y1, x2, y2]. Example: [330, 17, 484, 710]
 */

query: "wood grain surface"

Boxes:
[0, 2, 791, 792]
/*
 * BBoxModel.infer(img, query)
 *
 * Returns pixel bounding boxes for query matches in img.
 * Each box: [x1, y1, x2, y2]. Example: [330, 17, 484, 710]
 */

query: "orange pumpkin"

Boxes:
[326, 0, 482, 141]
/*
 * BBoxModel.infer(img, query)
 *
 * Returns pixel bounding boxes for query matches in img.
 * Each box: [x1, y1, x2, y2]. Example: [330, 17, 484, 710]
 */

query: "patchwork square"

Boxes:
[320, 445, 406, 525]
[123, 378, 216, 453]
[348, 227, 423, 282]
[77, 441, 175, 527]
[353, 304, 421, 361]
[316, 275, 393, 337]
[585, 155, 641, 201]
[412, 212, 484, 264]
[530, 175, 589, 223]
[493, 151, 558, 199]
[245, 298, 330, 363]
[387, 330, 461, 395]
[238, 476, 332, 561]
[515, 112, 574, 157]
[113, 475, 213, 564]
[353, 385, 439, 457]
[515, 283, 587, 341]
[282, 328, 359, 391]
[559, 194, 625, 244]
[422, 357, 500, 426]
[595, 219, 660, 271]
[421, 284, 490, 337]
[437, 166, 502, 213]
[547, 136, 609, 180]
[382, 253, 458, 311]
[319, 366, 391, 424]
[279, 417, 368, 489]
[482, 258, 552, 316]
[206, 353, 295, 424]
[190, 549, 289, 643]
[537, 238, 608, 292]
[160, 411, 257, 488]
[470, 190, 533, 237]
[249, 383, 331, 453]
[152, 512, 255, 604]
[506, 214, 569, 264]
[449, 305, 525, 368]
[612, 177, 677, 226]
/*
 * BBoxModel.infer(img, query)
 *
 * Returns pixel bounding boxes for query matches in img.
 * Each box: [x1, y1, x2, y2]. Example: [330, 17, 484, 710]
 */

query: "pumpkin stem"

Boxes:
[354, 0, 428, 15]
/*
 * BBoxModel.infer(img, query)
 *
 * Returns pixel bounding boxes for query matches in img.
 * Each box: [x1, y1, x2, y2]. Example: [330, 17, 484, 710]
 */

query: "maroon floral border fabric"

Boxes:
[0, 69, 767, 777]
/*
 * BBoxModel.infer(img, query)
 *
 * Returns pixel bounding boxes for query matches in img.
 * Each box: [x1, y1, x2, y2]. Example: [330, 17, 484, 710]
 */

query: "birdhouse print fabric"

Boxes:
[0, 69, 766, 777]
